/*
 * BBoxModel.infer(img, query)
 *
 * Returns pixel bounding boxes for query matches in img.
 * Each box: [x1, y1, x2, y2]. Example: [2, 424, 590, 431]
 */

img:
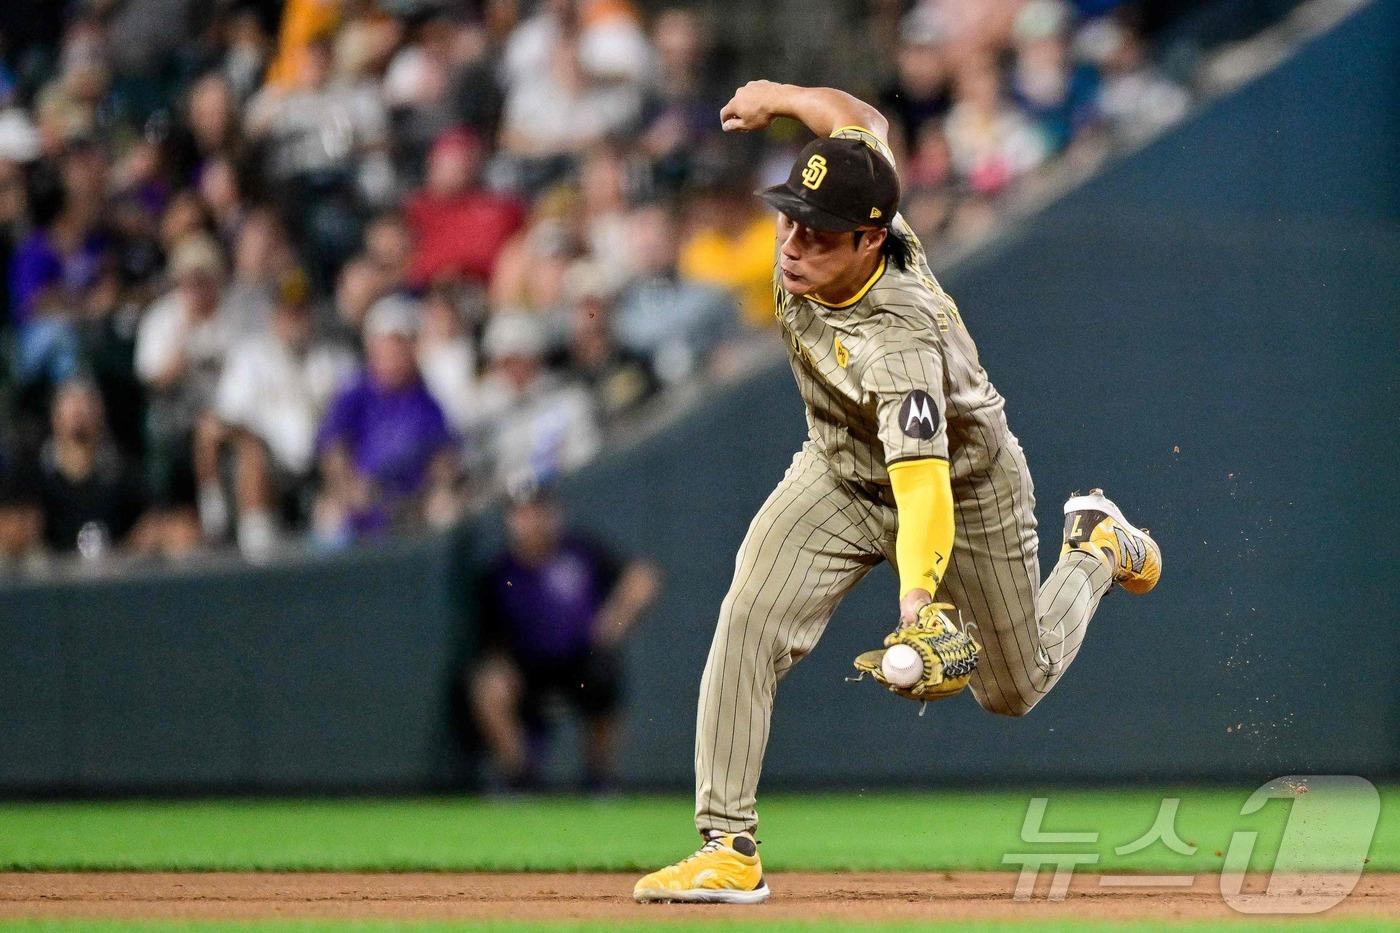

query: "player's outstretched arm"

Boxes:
[888, 457, 955, 624]
[720, 80, 889, 143]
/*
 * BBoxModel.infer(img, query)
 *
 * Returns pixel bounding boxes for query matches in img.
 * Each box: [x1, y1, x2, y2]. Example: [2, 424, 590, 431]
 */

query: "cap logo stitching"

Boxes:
[869, 207, 882, 219]
[800, 154, 828, 190]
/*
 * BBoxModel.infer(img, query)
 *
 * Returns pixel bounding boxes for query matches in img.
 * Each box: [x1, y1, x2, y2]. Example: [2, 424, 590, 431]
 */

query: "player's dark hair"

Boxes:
[852, 226, 913, 272]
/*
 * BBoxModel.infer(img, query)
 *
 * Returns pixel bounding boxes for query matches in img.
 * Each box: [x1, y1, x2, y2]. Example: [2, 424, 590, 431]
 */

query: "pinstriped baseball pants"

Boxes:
[694, 438, 1113, 835]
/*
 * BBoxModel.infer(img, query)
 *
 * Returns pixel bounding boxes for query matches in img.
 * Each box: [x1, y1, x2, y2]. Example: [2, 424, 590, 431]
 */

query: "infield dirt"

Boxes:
[1, 871, 1396, 923]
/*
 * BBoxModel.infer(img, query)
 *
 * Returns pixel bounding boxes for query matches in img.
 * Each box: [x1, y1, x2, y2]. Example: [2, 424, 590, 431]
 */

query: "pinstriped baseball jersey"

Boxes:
[775, 124, 1009, 489]
[693, 123, 1120, 838]
[774, 219, 1008, 489]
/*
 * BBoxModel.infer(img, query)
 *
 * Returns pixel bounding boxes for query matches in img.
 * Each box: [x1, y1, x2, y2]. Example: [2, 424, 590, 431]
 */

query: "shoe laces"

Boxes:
[680, 837, 727, 863]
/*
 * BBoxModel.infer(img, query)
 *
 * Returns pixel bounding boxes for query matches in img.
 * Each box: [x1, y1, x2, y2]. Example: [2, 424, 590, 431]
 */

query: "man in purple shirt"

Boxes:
[8, 143, 112, 388]
[469, 479, 660, 792]
[314, 295, 457, 542]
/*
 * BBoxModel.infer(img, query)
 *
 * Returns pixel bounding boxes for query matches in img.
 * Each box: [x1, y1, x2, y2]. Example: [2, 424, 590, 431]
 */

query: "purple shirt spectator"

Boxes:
[479, 535, 622, 662]
[316, 373, 454, 497]
[9, 229, 107, 327]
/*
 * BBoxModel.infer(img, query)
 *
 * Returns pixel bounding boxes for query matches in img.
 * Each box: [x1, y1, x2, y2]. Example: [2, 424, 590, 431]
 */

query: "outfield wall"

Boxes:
[2, 1, 1397, 793]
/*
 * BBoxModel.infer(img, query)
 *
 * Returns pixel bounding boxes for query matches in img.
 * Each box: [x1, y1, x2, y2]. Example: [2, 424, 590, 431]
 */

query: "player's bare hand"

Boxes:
[720, 80, 785, 132]
[899, 588, 934, 627]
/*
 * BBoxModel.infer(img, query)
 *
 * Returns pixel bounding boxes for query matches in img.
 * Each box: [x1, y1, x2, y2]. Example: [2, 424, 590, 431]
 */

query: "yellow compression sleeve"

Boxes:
[888, 457, 955, 598]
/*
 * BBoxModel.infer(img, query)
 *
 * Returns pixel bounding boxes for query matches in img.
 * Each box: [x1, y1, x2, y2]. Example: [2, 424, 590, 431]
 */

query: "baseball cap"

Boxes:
[504, 469, 559, 506]
[168, 234, 226, 282]
[483, 311, 547, 361]
[364, 294, 421, 338]
[758, 136, 899, 232]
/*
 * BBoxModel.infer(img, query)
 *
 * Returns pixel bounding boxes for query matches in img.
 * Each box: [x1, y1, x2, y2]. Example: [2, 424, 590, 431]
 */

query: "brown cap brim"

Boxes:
[757, 184, 865, 232]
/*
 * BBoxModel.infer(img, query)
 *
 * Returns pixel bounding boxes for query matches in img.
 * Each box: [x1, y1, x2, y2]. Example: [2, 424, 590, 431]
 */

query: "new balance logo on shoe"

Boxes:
[1115, 527, 1146, 573]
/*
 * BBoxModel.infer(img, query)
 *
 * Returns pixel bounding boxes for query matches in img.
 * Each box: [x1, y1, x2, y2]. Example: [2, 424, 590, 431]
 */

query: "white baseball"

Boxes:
[881, 643, 923, 688]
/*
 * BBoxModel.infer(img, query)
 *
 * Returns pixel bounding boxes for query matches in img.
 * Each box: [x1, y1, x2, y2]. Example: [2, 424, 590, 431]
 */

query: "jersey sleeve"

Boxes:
[861, 339, 948, 467]
[830, 125, 896, 169]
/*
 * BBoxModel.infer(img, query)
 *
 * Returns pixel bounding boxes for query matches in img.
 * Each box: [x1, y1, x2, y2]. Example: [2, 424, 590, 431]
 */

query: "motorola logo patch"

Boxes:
[899, 389, 939, 439]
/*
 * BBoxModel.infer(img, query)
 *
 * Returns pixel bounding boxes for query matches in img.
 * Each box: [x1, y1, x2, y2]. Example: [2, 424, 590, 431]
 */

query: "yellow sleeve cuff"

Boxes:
[888, 457, 954, 598]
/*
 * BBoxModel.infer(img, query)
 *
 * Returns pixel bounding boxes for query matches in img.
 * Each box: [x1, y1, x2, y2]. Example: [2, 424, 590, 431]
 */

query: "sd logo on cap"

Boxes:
[759, 136, 899, 232]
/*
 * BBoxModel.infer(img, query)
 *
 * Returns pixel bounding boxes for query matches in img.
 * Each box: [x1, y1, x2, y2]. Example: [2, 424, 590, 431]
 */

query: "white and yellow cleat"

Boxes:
[1061, 489, 1162, 595]
[633, 831, 770, 904]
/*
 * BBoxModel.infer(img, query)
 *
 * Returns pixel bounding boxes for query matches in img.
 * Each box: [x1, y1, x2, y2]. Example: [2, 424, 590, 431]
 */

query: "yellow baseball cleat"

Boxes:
[633, 831, 770, 904]
[1062, 489, 1161, 594]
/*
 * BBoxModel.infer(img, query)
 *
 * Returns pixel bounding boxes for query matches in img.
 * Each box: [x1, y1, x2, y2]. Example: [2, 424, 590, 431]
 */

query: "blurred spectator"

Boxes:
[264, 0, 344, 92]
[906, 122, 956, 193]
[498, 0, 652, 170]
[0, 156, 30, 343]
[332, 253, 390, 342]
[0, 109, 41, 165]
[156, 187, 210, 252]
[577, 144, 636, 293]
[198, 155, 247, 249]
[944, 56, 1048, 195]
[222, 7, 274, 102]
[490, 187, 588, 318]
[405, 127, 525, 288]
[678, 178, 775, 331]
[476, 311, 600, 485]
[1009, 0, 1102, 155]
[1078, 17, 1189, 142]
[0, 0, 1202, 568]
[640, 9, 724, 186]
[878, 7, 954, 151]
[382, 10, 470, 154]
[468, 480, 659, 791]
[554, 290, 657, 422]
[362, 211, 414, 290]
[9, 141, 111, 391]
[169, 74, 244, 184]
[135, 234, 233, 553]
[616, 203, 737, 384]
[0, 451, 44, 567]
[245, 35, 393, 273]
[207, 269, 355, 560]
[33, 15, 110, 147]
[314, 294, 457, 544]
[417, 282, 484, 437]
[105, 0, 201, 87]
[0, 379, 152, 560]
[110, 139, 172, 235]
[220, 208, 294, 337]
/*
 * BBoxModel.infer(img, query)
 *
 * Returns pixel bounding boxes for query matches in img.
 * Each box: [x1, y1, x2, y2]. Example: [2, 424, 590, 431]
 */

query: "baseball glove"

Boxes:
[852, 602, 982, 704]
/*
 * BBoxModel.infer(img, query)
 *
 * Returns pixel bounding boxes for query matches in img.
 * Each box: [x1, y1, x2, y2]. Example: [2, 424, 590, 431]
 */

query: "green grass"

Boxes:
[0, 923, 1398, 933]
[0, 787, 1394, 873]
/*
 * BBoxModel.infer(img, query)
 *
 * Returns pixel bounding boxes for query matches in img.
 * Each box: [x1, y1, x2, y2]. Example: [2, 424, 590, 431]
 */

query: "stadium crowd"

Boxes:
[0, 0, 1191, 569]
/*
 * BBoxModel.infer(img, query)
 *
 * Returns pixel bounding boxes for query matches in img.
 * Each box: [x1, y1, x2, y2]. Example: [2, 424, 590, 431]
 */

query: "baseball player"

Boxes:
[634, 81, 1161, 904]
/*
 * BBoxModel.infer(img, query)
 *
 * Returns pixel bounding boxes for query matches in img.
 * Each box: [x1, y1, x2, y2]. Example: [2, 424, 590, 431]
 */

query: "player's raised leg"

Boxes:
[634, 444, 886, 904]
[938, 437, 1160, 717]
[1061, 487, 1161, 595]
